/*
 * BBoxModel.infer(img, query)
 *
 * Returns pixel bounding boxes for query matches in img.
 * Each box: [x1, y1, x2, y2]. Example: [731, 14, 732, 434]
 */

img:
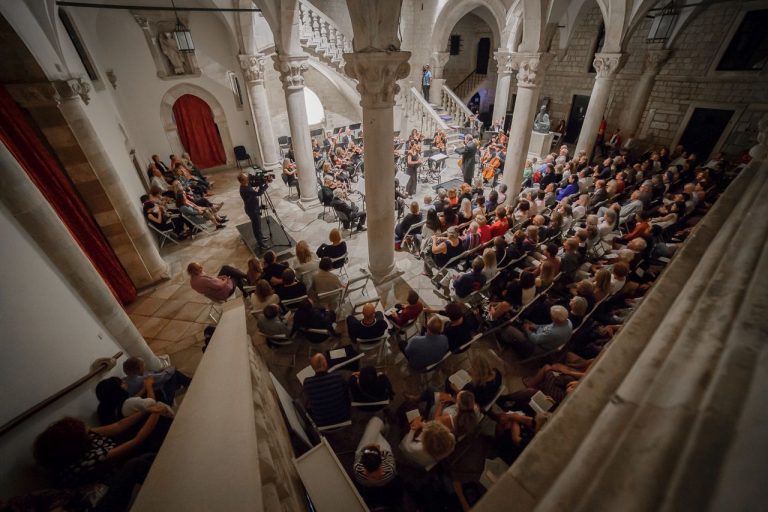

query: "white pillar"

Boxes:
[501, 53, 552, 200]
[275, 54, 318, 207]
[0, 143, 163, 371]
[622, 49, 671, 141]
[492, 50, 514, 126]
[345, 51, 411, 280]
[239, 54, 281, 170]
[429, 51, 450, 105]
[52, 79, 168, 285]
[575, 53, 624, 160]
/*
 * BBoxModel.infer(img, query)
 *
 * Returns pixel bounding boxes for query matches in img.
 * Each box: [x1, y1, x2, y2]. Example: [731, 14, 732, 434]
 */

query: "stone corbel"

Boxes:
[275, 54, 310, 90]
[239, 54, 266, 84]
[52, 77, 92, 105]
[643, 49, 672, 75]
[344, 51, 410, 109]
[592, 52, 625, 79]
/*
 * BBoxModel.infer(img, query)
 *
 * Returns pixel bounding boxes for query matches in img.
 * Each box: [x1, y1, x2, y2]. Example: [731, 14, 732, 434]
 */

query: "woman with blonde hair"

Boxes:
[246, 257, 263, 285]
[400, 418, 456, 468]
[456, 352, 503, 408]
[592, 268, 612, 301]
[482, 248, 497, 281]
[291, 240, 319, 286]
[458, 198, 473, 224]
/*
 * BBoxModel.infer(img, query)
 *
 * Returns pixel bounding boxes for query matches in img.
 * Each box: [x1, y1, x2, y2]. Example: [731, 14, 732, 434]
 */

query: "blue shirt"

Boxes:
[422, 70, 432, 86]
[405, 333, 448, 370]
[528, 320, 573, 351]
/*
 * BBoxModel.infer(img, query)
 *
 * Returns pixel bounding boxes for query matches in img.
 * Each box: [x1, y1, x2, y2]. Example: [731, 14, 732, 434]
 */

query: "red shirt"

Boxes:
[478, 224, 493, 244]
[392, 302, 424, 326]
[190, 274, 234, 302]
[489, 218, 509, 238]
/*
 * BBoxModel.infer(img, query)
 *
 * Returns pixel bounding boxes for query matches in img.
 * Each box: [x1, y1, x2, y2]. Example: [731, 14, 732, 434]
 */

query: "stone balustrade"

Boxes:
[299, 0, 351, 74]
[440, 84, 477, 131]
[405, 86, 449, 135]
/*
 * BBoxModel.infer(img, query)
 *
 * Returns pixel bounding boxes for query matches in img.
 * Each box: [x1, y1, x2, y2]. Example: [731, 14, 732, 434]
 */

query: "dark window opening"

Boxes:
[717, 9, 768, 71]
[449, 35, 462, 56]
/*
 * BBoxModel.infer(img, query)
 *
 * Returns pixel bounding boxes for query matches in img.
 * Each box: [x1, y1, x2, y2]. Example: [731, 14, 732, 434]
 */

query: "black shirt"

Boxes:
[317, 242, 347, 266]
[346, 312, 388, 342]
[240, 184, 262, 214]
[263, 263, 288, 283]
[444, 311, 479, 353]
[275, 282, 307, 302]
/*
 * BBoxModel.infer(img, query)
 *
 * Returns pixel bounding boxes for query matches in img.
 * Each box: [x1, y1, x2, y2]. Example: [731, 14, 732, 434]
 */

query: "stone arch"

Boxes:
[500, 1, 524, 52]
[160, 83, 234, 167]
[430, 0, 506, 54]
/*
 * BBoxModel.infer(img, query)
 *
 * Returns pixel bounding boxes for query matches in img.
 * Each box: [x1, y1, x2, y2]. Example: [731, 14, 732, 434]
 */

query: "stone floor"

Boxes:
[126, 158, 530, 390]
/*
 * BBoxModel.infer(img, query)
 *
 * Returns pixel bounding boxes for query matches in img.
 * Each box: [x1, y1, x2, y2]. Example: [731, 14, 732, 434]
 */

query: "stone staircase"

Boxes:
[298, 0, 352, 76]
[454, 70, 490, 102]
[401, 84, 480, 146]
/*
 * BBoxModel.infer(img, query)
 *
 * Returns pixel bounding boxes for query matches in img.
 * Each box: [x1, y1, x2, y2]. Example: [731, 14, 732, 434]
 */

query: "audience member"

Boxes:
[302, 354, 350, 427]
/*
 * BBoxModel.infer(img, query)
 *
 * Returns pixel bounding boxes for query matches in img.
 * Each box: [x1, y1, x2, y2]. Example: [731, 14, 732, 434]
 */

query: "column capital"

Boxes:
[592, 52, 624, 78]
[513, 52, 553, 88]
[643, 49, 672, 75]
[52, 77, 92, 105]
[133, 14, 150, 30]
[344, 51, 411, 109]
[274, 54, 310, 90]
[239, 54, 266, 84]
[494, 49, 515, 76]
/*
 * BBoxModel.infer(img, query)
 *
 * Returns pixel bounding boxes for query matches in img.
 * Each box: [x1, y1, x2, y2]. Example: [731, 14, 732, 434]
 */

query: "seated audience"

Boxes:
[400, 316, 449, 370]
[291, 240, 319, 287]
[262, 250, 289, 286]
[349, 366, 394, 407]
[399, 418, 456, 469]
[387, 290, 424, 327]
[311, 257, 346, 306]
[316, 228, 348, 268]
[347, 303, 388, 342]
[353, 417, 397, 487]
[250, 279, 280, 313]
[187, 261, 247, 301]
[257, 303, 291, 337]
[292, 298, 337, 341]
[274, 268, 308, 302]
[302, 353, 350, 427]
[452, 257, 487, 299]
[122, 356, 190, 406]
[498, 305, 573, 357]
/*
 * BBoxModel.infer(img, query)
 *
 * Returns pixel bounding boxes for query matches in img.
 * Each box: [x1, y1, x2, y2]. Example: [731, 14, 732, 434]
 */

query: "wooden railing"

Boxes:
[0, 352, 122, 438]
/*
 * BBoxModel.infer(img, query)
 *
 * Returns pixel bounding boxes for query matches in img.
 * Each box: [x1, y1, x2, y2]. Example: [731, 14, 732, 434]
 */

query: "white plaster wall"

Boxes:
[72, 8, 256, 175]
[0, 205, 124, 500]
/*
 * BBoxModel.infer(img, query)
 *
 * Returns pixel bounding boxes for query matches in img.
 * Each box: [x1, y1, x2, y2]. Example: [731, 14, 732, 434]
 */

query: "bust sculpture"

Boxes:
[533, 105, 551, 133]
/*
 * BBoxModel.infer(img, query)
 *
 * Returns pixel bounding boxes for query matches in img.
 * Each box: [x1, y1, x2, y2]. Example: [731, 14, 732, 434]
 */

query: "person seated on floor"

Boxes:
[187, 261, 247, 301]
[349, 366, 394, 407]
[386, 289, 424, 328]
[451, 257, 487, 299]
[274, 268, 308, 303]
[331, 188, 367, 232]
[498, 305, 573, 358]
[347, 303, 388, 343]
[262, 250, 289, 287]
[399, 418, 456, 469]
[450, 353, 502, 409]
[292, 298, 338, 342]
[302, 353, 350, 427]
[441, 302, 479, 353]
[353, 416, 397, 487]
[96, 376, 174, 426]
[257, 303, 291, 338]
[316, 228, 348, 268]
[399, 316, 449, 371]
[32, 412, 169, 512]
[122, 356, 191, 406]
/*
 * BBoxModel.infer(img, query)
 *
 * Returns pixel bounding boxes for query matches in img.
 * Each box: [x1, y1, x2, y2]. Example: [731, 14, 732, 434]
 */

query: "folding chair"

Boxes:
[147, 221, 179, 248]
[330, 253, 350, 280]
[258, 332, 296, 367]
[355, 333, 390, 369]
[316, 287, 345, 316]
[281, 294, 310, 311]
[234, 145, 253, 168]
[335, 209, 355, 238]
[417, 352, 451, 387]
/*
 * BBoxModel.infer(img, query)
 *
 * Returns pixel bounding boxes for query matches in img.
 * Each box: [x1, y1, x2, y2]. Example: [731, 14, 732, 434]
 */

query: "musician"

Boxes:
[281, 158, 300, 194]
[331, 188, 367, 232]
[405, 144, 423, 196]
[455, 133, 478, 185]
[482, 145, 503, 186]
[312, 138, 323, 161]
[238, 173, 270, 249]
[319, 175, 335, 205]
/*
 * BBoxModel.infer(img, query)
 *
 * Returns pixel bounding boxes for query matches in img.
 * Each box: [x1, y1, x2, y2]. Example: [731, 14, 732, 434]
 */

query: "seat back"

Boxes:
[234, 145, 248, 159]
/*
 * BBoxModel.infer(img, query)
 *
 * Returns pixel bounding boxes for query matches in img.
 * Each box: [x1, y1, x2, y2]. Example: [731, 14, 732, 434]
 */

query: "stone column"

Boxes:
[52, 79, 169, 285]
[345, 51, 411, 280]
[500, 53, 552, 200]
[492, 50, 514, 125]
[275, 54, 317, 207]
[239, 54, 281, 170]
[575, 52, 624, 160]
[429, 51, 450, 105]
[622, 49, 671, 141]
[0, 142, 163, 371]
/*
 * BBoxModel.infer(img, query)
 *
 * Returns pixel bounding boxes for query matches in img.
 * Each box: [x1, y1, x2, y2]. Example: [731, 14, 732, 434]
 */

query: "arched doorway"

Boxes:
[160, 83, 234, 168]
[172, 94, 226, 169]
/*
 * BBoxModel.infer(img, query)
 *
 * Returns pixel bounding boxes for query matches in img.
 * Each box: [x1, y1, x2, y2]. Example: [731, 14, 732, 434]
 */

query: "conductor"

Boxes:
[455, 134, 477, 185]
[238, 173, 270, 249]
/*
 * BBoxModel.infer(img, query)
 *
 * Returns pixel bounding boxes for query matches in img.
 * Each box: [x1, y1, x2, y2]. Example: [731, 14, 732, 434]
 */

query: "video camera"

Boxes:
[248, 167, 276, 188]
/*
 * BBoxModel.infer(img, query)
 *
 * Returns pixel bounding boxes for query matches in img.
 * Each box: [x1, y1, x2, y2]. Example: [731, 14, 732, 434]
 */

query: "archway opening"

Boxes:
[171, 94, 226, 169]
[304, 86, 325, 127]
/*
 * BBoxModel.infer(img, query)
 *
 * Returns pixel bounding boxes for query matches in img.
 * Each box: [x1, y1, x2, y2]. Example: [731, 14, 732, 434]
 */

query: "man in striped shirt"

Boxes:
[303, 354, 350, 427]
[352, 417, 397, 487]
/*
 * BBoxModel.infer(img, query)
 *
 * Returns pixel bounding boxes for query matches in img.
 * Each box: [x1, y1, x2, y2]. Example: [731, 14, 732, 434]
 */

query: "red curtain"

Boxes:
[0, 85, 137, 305]
[172, 94, 227, 169]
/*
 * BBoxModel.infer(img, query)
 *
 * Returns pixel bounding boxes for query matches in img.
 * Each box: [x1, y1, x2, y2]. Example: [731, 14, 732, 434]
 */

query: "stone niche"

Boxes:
[132, 11, 201, 79]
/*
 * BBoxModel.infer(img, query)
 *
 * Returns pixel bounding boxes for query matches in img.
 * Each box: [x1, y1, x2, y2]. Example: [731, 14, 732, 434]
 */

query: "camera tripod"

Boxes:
[259, 183, 292, 248]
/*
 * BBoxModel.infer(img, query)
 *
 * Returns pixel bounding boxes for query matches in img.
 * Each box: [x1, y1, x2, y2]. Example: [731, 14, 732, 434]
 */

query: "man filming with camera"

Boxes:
[238, 172, 272, 249]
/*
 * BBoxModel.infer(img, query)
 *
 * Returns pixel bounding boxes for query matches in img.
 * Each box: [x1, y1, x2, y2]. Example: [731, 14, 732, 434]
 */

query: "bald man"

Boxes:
[303, 354, 350, 427]
[346, 303, 388, 343]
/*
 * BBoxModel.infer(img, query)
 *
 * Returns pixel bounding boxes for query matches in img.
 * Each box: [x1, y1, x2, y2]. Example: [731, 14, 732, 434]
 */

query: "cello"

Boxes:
[482, 154, 501, 182]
